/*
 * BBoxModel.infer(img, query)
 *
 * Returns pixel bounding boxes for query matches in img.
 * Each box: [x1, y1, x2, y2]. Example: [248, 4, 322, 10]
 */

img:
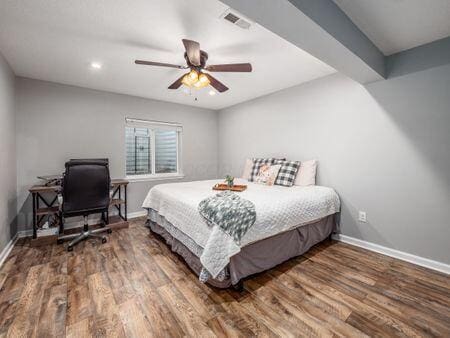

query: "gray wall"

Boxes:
[218, 65, 450, 265]
[10, 62, 450, 266]
[15, 78, 219, 231]
[0, 52, 16, 252]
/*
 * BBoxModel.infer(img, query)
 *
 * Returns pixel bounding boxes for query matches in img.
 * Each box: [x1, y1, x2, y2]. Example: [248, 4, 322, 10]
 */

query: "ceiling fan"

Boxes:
[135, 39, 252, 93]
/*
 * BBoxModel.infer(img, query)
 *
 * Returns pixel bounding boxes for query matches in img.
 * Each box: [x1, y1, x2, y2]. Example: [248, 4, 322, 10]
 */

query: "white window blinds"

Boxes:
[125, 118, 182, 177]
[155, 129, 178, 173]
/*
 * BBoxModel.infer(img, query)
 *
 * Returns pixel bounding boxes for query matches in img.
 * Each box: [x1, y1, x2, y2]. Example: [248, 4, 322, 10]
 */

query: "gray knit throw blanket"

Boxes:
[198, 190, 256, 244]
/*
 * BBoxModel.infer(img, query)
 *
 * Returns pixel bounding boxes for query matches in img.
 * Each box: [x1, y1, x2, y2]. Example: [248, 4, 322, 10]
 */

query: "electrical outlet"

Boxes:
[358, 211, 367, 223]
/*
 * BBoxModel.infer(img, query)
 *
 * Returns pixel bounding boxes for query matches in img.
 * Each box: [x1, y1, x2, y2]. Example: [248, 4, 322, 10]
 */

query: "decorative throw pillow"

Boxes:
[249, 157, 286, 182]
[274, 160, 301, 187]
[254, 164, 282, 186]
[241, 158, 253, 180]
[294, 159, 318, 186]
[249, 158, 275, 182]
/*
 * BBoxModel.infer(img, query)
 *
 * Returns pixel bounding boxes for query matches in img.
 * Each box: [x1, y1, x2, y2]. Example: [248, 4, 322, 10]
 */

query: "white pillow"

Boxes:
[295, 159, 317, 186]
[241, 158, 253, 180]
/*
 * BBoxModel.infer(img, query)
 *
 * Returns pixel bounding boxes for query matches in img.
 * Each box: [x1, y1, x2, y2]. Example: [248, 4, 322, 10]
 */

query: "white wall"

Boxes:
[15, 78, 219, 231]
[0, 52, 16, 252]
[218, 65, 450, 265]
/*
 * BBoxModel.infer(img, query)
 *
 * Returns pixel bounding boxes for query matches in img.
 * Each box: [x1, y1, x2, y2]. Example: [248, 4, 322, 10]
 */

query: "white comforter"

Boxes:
[142, 179, 340, 278]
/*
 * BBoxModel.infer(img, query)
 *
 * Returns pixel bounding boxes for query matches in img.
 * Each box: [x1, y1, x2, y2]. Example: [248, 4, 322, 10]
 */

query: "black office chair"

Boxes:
[57, 159, 112, 251]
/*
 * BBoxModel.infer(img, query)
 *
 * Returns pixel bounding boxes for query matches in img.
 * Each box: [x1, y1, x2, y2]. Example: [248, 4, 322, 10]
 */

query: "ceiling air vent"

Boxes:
[221, 9, 252, 30]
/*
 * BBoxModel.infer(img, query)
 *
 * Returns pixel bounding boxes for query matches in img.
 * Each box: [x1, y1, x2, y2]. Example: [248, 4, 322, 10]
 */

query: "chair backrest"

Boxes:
[70, 158, 109, 165]
[62, 159, 111, 215]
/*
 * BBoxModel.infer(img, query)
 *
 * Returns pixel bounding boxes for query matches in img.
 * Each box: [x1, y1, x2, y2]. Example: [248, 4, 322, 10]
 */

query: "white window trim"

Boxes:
[125, 117, 183, 181]
[126, 173, 185, 182]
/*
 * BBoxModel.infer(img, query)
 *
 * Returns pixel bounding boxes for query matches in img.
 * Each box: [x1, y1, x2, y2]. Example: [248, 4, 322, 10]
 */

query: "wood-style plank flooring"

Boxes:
[0, 217, 449, 337]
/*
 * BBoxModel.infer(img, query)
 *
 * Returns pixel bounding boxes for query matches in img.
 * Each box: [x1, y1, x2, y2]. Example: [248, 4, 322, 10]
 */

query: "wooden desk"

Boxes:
[29, 179, 129, 240]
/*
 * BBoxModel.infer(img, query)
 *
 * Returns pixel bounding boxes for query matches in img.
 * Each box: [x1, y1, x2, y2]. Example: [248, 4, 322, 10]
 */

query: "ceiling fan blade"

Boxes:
[168, 73, 187, 89]
[182, 39, 201, 66]
[205, 63, 252, 72]
[205, 74, 229, 92]
[135, 60, 187, 69]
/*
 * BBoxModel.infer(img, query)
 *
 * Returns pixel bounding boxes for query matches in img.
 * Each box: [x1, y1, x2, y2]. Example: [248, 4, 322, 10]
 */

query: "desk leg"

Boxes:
[59, 212, 64, 235]
[32, 193, 37, 239]
[118, 186, 122, 219]
[124, 185, 128, 221]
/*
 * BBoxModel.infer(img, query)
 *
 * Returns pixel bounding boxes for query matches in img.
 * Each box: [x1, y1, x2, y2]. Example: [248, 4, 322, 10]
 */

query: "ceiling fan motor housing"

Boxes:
[184, 50, 208, 69]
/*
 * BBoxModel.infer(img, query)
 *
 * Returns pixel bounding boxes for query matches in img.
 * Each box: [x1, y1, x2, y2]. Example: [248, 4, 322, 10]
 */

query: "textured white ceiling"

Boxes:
[333, 0, 450, 55]
[0, 0, 335, 110]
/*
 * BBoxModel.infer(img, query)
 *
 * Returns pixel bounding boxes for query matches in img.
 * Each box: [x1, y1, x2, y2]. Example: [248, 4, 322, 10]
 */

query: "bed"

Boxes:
[142, 178, 340, 288]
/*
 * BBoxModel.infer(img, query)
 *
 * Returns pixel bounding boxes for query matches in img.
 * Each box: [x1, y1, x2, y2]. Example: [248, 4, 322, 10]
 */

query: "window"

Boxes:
[125, 118, 183, 180]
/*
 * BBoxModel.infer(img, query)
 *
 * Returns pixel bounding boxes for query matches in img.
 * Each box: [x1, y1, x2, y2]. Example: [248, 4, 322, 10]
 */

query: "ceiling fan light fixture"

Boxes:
[188, 69, 198, 81]
[181, 75, 191, 87]
[182, 71, 210, 89]
[199, 73, 209, 83]
[182, 70, 198, 87]
[192, 73, 210, 89]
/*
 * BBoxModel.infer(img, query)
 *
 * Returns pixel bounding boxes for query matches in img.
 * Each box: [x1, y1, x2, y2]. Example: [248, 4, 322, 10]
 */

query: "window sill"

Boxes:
[126, 173, 185, 183]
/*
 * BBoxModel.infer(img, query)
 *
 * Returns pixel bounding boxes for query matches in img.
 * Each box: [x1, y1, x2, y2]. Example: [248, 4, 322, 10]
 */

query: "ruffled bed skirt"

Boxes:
[146, 210, 336, 288]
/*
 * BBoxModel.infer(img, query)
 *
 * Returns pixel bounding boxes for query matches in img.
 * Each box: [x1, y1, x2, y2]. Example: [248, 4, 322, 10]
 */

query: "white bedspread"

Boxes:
[142, 179, 340, 278]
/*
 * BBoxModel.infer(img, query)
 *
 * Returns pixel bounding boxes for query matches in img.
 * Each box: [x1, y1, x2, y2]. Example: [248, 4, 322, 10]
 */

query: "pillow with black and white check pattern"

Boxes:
[249, 158, 275, 182]
[274, 160, 301, 187]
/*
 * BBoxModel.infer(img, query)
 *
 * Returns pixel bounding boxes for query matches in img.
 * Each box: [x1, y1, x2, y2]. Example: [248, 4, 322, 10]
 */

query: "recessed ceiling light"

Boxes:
[90, 62, 102, 69]
[208, 90, 216, 96]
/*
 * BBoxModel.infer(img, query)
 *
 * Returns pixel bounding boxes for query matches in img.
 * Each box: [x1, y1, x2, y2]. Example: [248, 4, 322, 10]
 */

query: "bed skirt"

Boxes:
[146, 214, 336, 288]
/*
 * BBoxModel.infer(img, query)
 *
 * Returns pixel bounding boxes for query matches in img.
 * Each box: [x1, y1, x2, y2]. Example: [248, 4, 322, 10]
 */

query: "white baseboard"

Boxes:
[4, 216, 449, 276]
[17, 217, 102, 238]
[0, 233, 19, 269]
[17, 210, 148, 239]
[127, 210, 147, 218]
[332, 233, 450, 275]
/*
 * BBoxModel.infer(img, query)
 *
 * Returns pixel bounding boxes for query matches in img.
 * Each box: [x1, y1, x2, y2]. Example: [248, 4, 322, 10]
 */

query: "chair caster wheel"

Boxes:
[57, 239, 63, 245]
[68, 246, 73, 252]
[102, 237, 107, 244]
[107, 229, 112, 234]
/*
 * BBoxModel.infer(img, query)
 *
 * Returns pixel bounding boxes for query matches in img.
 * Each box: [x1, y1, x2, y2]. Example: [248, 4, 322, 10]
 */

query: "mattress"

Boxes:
[142, 178, 340, 278]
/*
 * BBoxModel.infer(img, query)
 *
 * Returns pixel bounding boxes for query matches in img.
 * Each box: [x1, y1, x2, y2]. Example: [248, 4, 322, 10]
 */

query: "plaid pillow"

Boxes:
[249, 158, 275, 182]
[274, 160, 300, 187]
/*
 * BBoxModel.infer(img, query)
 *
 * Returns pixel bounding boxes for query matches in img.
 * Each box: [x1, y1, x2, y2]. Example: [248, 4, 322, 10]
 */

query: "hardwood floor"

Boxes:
[0, 217, 449, 337]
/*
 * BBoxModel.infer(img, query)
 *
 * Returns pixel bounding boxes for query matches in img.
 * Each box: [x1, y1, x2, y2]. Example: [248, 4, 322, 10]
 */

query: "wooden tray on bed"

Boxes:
[212, 183, 247, 192]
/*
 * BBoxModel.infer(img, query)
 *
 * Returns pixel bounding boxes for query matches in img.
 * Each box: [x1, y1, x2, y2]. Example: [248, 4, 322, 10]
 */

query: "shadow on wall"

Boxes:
[359, 64, 450, 263]
[365, 65, 450, 188]
[16, 195, 33, 234]
[386, 37, 450, 79]
[8, 198, 18, 242]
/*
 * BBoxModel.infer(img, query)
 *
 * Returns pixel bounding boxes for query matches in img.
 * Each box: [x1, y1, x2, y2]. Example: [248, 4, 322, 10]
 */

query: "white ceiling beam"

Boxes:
[220, 0, 386, 84]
